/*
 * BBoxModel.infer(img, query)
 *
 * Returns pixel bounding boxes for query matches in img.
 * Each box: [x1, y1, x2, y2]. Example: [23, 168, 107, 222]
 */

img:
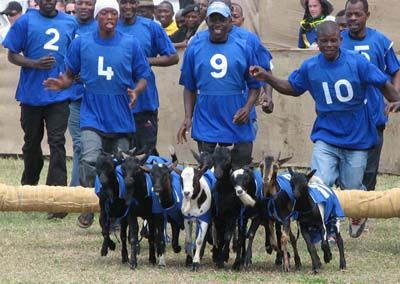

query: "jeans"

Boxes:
[311, 140, 368, 190]
[133, 110, 158, 155]
[68, 100, 81, 187]
[20, 101, 69, 186]
[196, 140, 253, 168]
[363, 126, 384, 191]
[79, 130, 130, 187]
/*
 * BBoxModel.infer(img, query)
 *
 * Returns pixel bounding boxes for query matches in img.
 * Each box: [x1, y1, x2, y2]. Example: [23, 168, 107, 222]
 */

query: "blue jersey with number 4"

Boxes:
[3, 10, 77, 106]
[65, 31, 151, 134]
[341, 28, 400, 127]
[180, 36, 262, 143]
[288, 48, 390, 149]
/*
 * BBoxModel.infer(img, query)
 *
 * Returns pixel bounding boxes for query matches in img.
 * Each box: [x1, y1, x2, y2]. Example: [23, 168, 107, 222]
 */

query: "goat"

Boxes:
[288, 167, 346, 273]
[261, 155, 302, 272]
[173, 150, 215, 271]
[95, 152, 128, 263]
[211, 146, 242, 269]
[120, 151, 157, 269]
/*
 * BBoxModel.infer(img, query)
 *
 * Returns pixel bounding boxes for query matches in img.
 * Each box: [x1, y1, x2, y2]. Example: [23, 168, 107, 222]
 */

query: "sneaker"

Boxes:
[349, 218, 367, 238]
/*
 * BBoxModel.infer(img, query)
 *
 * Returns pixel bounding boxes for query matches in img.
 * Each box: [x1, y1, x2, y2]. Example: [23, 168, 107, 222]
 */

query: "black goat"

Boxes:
[288, 167, 346, 273]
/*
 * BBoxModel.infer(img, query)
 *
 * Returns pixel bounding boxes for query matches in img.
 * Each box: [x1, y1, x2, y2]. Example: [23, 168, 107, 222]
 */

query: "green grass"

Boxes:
[0, 158, 400, 283]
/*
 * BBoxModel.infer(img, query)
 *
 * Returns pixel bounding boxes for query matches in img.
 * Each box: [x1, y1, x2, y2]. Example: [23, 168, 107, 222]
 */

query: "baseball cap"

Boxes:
[206, 1, 231, 18]
[0, 1, 22, 16]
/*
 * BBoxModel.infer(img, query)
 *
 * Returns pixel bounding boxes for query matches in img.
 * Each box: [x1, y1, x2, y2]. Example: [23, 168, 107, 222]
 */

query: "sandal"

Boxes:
[77, 213, 94, 229]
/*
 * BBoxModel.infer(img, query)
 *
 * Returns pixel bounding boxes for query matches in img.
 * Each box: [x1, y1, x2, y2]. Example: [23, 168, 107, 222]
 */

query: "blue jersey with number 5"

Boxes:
[288, 48, 390, 149]
[3, 9, 77, 106]
[341, 28, 400, 127]
[180, 36, 262, 143]
[65, 31, 150, 134]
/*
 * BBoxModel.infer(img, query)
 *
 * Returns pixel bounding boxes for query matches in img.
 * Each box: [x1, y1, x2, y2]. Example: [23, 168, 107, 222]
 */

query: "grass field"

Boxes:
[1, 158, 400, 283]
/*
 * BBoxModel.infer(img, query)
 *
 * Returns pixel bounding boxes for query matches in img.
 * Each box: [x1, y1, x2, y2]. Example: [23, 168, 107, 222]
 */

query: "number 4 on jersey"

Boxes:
[98, 56, 114, 80]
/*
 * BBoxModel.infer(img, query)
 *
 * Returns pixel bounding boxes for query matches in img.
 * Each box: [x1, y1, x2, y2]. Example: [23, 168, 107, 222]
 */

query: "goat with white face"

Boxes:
[178, 150, 214, 271]
[288, 167, 346, 273]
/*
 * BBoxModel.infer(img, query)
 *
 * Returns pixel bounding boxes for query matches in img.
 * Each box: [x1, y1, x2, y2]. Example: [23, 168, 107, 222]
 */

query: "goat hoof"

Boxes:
[275, 256, 283, 266]
[232, 261, 241, 271]
[149, 257, 156, 265]
[186, 255, 193, 267]
[173, 245, 182, 254]
[265, 245, 273, 254]
[340, 261, 347, 271]
[101, 247, 108, 256]
[129, 261, 137, 270]
[192, 262, 200, 272]
[109, 241, 116, 251]
[312, 269, 320, 274]
[324, 253, 332, 264]
[122, 254, 129, 263]
[216, 261, 224, 269]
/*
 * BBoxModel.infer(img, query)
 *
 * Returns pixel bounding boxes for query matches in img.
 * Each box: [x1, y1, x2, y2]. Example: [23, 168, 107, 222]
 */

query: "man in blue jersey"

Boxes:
[341, 0, 400, 237]
[43, 0, 150, 225]
[3, 0, 77, 219]
[177, 1, 262, 167]
[117, 0, 179, 156]
[250, 21, 400, 238]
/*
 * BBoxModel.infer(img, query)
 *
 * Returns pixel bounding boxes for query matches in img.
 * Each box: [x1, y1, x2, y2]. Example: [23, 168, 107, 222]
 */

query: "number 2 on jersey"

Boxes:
[43, 28, 60, 51]
[98, 56, 114, 80]
[210, 54, 227, 79]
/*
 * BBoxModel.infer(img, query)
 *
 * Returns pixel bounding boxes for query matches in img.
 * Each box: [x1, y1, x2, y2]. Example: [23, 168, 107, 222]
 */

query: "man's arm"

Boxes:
[250, 66, 300, 97]
[177, 88, 197, 144]
[379, 80, 400, 102]
[43, 68, 75, 90]
[391, 70, 400, 92]
[148, 54, 179, 67]
[127, 78, 147, 109]
[233, 87, 260, 124]
[8, 51, 56, 70]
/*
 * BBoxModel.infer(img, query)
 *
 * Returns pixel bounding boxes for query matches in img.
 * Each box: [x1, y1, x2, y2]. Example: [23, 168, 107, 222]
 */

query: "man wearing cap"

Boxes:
[117, 0, 178, 156]
[44, 0, 150, 221]
[177, 1, 261, 167]
[3, 0, 77, 219]
[136, 0, 155, 20]
[0, 1, 22, 43]
[170, 3, 200, 47]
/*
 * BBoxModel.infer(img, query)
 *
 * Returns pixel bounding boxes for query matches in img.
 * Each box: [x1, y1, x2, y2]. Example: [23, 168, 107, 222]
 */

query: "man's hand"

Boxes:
[259, 91, 274, 114]
[233, 107, 250, 124]
[43, 73, 70, 90]
[177, 118, 192, 144]
[249, 65, 268, 81]
[32, 55, 56, 70]
[127, 88, 138, 109]
[386, 101, 400, 113]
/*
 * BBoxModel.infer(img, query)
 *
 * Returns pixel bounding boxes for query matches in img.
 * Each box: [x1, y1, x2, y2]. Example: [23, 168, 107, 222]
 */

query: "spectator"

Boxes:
[56, 0, 66, 11]
[65, 1, 76, 15]
[298, 0, 333, 48]
[137, 0, 155, 19]
[175, 8, 185, 28]
[341, 0, 400, 237]
[193, 0, 207, 32]
[177, 1, 262, 167]
[250, 21, 400, 239]
[117, 0, 179, 156]
[170, 3, 200, 48]
[3, 0, 77, 219]
[28, 0, 39, 9]
[69, 0, 98, 228]
[156, 1, 178, 36]
[43, 0, 150, 225]
[231, 2, 244, 27]
[0, 1, 23, 43]
[335, 9, 347, 32]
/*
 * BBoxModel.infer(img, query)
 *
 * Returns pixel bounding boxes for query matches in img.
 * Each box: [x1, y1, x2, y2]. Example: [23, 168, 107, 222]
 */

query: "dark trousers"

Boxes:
[196, 141, 253, 168]
[133, 110, 158, 155]
[363, 126, 384, 191]
[20, 101, 69, 186]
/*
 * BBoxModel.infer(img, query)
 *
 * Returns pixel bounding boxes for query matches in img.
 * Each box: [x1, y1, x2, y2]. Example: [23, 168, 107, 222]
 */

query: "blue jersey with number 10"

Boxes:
[341, 28, 400, 127]
[288, 48, 390, 150]
[3, 10, 77, 106]
[180, 36, 262, 143]
[65, 31, 150, 134]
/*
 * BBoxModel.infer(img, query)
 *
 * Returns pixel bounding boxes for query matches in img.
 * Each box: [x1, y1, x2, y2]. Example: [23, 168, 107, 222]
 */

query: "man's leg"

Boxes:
[339, 148, 368, 238]
[362, 126, 384, 191]
[20, 104, 45, 186]
[231, 142, 253, 168]
[68, 100, 81, 187]
[44, 101, 69, 186]
[310, 140, 340, 187]
[133, 111, 158, 155]
[197, 141, 218, 155]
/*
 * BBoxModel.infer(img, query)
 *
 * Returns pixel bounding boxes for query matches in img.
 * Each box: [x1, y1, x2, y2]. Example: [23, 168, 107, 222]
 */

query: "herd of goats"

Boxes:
[95, 146, 346, 274]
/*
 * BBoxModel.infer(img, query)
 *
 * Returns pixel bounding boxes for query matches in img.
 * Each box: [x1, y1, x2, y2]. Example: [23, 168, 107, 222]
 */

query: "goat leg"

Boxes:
[120, 217, 129, 263]
[171, 221, 182, 253]
[335, 223, 346, 271]
[289, 228, 302, 270]
[147, 219, 157, 265]
[300, 225, 321, 273]
[192, 221, 208, 272]
[128, 216, 139, 269]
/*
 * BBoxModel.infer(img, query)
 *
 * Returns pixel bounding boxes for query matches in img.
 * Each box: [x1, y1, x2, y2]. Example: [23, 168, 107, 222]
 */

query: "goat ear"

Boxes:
[121, 151, 130, 159]
[128, 147, 137, 155]
[190, 149, 202, 164]
[288, 167, 294, 176]
[140, 165, 150, 172]
[278, 156, 292, 166]
[226, 144, 235, 151]
[306, 169, 317, 181]
[277, 151, 281, 161]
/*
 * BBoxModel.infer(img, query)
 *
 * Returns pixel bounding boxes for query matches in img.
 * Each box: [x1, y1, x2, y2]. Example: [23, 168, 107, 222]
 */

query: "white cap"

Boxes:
[94, 0, 120, 18]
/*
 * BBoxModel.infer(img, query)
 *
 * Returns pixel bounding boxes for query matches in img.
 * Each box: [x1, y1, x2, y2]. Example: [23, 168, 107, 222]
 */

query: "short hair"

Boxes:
[231, 3, 242, 16]
[158, 0, 174, 13]
[336, 9, 345, 17]
[345, 0, 368, 13]
[316, 20, 340, 37]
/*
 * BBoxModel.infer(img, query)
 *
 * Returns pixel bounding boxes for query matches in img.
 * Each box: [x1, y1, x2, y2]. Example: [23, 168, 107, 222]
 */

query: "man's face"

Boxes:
[119, 0, 138, 21]
[6, 10, 22, 24]
[65, 3, 76, 15]
[137, 5, 153, 19]
[231, 4, 243, 27]
[207, 12, 231, 42]
[194, 0, 207, 19]
[55, 1, 65, 11]
[97, 8, 119, 33]
[184, 11, 200, 29]
[335, 15, 347, 32]
[345, 1, 369, 36]
[38, 0, 57, 15]
[308, 0, 322, 19]
[156, 3, 173, 27]
[317, 30, 342, 61]
[76, 0, 95, 22]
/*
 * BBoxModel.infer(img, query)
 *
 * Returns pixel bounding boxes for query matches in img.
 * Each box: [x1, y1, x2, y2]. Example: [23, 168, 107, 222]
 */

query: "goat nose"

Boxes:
[236, 189, 243, 195]
[184, 191, 190, 196]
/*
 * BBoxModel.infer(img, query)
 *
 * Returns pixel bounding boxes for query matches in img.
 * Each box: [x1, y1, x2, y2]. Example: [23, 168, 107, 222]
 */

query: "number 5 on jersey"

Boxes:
[98, 56, 114, 80]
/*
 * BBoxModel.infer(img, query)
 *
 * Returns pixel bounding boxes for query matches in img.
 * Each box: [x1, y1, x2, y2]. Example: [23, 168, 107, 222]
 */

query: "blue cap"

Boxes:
[206, 1, 231, 18]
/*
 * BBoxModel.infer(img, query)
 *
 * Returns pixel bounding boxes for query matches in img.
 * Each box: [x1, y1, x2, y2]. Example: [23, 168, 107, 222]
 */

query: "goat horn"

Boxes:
[170, 163, 183, 175]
